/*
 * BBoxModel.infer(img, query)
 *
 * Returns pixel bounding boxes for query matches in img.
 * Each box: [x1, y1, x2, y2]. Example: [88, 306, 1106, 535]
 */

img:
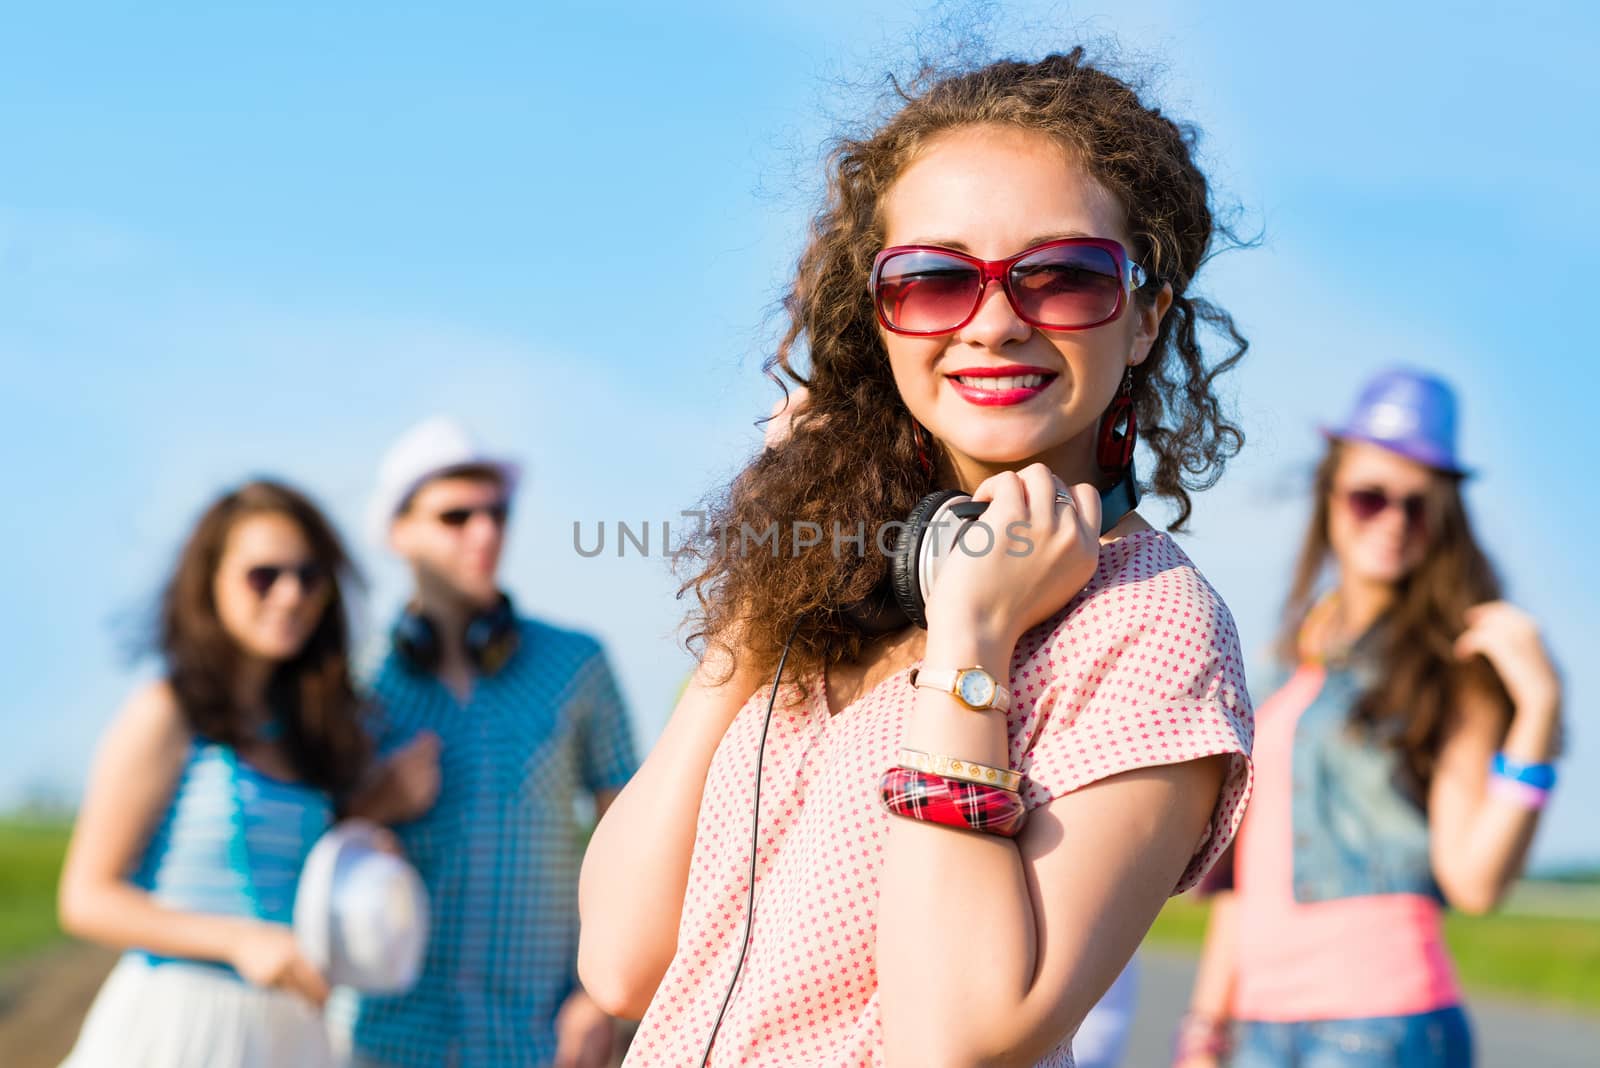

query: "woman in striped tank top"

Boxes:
[57, 480, 378, 1067]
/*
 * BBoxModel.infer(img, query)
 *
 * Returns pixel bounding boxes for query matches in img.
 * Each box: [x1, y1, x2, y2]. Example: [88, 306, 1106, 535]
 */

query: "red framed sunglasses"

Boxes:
[870, 237, 1149, 336]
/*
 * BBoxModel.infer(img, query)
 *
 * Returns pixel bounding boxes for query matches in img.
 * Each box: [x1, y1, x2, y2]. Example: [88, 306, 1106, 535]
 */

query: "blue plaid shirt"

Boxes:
[332, 615, 638, 1068]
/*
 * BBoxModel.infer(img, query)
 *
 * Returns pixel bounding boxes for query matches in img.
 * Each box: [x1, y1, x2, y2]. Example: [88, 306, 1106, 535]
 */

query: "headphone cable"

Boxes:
[697, 618, 801, 1068]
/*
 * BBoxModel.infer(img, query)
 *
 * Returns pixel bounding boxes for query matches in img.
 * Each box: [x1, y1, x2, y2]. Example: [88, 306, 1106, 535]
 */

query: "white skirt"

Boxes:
[59, 954, 335, 1068]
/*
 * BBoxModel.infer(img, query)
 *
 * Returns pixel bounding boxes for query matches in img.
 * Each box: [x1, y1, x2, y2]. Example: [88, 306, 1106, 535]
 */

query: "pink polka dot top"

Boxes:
[626, 529, 1255, 1067]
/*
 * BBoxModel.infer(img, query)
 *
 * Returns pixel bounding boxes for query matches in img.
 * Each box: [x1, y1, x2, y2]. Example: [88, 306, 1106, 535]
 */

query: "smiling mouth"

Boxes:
[948, 373, 1056, 391]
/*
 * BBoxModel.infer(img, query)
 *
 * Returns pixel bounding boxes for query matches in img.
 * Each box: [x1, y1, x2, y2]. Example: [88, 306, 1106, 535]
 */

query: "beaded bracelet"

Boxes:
[1490, 776, 1552, 810]
[879, 767, 1027, 838]
[1171, 1012, 1232, 1063]
[896, 748, 1023, 792]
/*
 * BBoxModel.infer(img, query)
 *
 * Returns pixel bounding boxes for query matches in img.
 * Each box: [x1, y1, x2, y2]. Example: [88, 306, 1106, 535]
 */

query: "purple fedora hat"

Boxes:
[1324, 368, 1472, 477]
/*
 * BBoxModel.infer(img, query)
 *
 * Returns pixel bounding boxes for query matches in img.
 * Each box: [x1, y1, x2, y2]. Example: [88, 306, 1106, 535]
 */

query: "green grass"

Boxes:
[1146, 895, 1214, 947]
[1442, 910, 1600, 1012]
[0, 818, 71, 963]
[1148, 894, 1600, 1016]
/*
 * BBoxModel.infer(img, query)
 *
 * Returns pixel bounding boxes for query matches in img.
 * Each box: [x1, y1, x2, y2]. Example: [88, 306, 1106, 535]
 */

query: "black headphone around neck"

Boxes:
[391, 591, 521, 676]
[841, 464, 1141, 635]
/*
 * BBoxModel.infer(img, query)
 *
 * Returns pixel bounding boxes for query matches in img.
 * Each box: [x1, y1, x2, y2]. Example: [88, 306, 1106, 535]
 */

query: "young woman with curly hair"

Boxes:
[581, 48, 1257, 1067]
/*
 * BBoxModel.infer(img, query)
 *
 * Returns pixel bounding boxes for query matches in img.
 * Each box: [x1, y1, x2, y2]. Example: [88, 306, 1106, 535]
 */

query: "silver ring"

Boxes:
[1054, 490, 1076, 509]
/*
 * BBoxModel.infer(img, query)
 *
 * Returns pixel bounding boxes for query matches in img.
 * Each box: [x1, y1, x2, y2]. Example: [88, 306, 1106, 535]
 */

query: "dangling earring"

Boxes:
[912, 422, 935, 477]
[1096, 368, 1138, 472]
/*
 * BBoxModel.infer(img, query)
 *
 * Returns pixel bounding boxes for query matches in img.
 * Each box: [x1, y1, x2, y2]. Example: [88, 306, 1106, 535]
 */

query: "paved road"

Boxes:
[5, 943, 1597, 1066]
[0, 942, 117, 1068]
[1123, 947, 1600, 1067]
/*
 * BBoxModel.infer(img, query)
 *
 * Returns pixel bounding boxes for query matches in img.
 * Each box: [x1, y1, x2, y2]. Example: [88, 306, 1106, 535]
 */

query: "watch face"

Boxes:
[956, 669, 996, 709]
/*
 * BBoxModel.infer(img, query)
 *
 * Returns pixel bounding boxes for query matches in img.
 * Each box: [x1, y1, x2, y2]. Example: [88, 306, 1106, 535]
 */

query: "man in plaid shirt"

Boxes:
[333, 417, 638, 1068]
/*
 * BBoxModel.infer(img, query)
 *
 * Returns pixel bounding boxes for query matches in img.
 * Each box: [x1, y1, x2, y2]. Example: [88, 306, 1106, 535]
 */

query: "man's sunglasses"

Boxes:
[244, 562, 328, 598]
[1341, 487, 1429, 530]
[435, 502, 510, 528]
[870, 237, 1149, 336]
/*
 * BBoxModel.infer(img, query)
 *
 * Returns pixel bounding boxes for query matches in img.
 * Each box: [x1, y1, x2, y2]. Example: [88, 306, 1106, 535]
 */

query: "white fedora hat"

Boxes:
[293, 819, 430, 993]
[365, 415, 522, 548]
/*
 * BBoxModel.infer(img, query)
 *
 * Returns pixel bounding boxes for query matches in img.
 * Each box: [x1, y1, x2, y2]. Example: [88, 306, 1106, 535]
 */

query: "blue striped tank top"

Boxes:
[130, 738, 334, 974]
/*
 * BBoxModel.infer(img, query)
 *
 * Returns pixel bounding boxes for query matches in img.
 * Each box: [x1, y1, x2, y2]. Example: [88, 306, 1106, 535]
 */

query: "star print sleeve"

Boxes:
[1008, 536, 1255, 894]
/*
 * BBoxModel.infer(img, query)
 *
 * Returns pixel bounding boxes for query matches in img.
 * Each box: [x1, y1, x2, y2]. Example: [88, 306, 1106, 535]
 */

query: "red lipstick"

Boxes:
[945, 365, 1059, 407]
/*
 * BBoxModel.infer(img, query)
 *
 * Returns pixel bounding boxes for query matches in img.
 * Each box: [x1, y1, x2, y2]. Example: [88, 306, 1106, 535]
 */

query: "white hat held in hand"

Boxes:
[293, 819, 430, 993]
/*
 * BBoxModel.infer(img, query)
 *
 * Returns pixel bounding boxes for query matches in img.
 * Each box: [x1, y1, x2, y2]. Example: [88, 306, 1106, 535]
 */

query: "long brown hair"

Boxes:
[678, 48, 1247, 689]
[158, 480, 371, 795]
[1276, 442, 1510, 797]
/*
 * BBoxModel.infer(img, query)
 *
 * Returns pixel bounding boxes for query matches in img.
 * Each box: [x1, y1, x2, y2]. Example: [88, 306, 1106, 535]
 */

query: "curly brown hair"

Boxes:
[1276, 442, 1512, 800]
[679, 48, 1248, 690]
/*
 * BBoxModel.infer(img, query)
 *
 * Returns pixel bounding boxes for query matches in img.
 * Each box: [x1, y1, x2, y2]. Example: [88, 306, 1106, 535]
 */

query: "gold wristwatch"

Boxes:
[908, 665, 1010, 713]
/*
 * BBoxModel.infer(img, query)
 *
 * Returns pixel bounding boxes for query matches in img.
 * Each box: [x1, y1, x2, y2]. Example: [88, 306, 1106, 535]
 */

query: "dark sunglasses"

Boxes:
[1341, 487, 1429, 529]
[435, 501, 510, 528]
[870, 237, 1149, 336]
[243, 561, 328, 598]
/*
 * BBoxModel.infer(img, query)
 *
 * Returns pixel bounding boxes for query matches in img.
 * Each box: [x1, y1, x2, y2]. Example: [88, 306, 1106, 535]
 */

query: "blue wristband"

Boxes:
[1492, 751, 1557, 791]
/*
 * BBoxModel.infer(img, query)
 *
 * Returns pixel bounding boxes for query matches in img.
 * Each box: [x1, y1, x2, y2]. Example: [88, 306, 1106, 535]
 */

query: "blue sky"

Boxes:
[2, 1, 1595, 866]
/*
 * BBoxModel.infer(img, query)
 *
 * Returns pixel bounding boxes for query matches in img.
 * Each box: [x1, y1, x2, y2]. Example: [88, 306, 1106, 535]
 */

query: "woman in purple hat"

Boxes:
[1174, 369, 1565, 1067]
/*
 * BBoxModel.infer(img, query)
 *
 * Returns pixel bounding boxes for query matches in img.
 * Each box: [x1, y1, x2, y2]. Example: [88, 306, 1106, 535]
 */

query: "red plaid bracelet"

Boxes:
[879, 767, 1027, 838]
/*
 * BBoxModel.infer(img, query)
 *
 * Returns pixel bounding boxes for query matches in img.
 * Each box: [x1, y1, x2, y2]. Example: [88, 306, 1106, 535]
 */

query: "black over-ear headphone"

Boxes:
[841, 464, 1140, 635]
[391, 592, 521, 676]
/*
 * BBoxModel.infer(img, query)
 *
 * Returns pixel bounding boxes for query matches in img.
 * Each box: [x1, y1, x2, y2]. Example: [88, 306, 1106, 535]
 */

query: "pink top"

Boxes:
[627, 531, 1255, 1067]
[1231, 663, 1462, 1021]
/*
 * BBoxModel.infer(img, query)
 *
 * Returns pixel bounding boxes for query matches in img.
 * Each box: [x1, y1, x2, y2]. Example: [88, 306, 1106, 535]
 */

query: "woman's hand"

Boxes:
[922, 463, 1102, 650]
[1454, 602, 1562, 719]
[1171, 1010, 1232, 1068]
[229, 920, 330, 1007]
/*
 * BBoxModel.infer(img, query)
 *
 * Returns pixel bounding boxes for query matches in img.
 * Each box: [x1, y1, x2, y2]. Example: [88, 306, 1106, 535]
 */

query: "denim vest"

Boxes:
[1254, 654, 1444, 905]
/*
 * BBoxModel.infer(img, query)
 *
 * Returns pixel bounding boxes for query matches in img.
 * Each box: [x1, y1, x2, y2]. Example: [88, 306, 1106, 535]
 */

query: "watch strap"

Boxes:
[909, 666, 1011, 712]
